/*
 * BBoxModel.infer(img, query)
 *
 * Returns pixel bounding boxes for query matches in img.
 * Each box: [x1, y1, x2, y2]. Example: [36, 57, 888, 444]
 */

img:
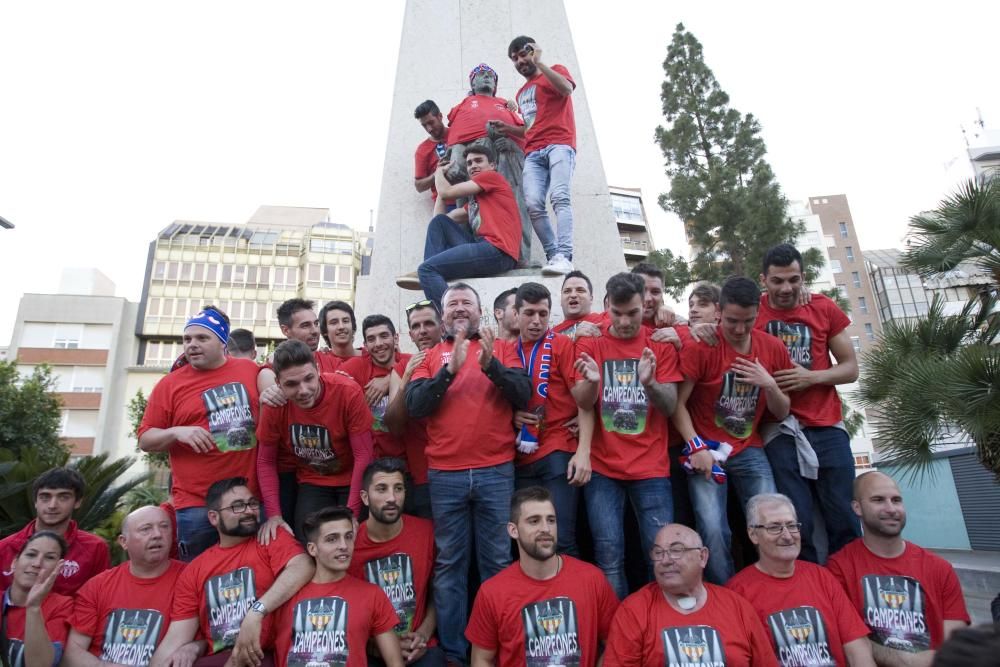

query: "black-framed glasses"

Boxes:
[649, 545, 704, 562]
[750, 522, 802, 535]
[405, 299, 438, 316]
[215, 499, 260, 515]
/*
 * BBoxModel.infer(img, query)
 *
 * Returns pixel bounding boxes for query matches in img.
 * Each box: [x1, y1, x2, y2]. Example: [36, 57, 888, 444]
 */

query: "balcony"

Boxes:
[620, 238, 651, 257]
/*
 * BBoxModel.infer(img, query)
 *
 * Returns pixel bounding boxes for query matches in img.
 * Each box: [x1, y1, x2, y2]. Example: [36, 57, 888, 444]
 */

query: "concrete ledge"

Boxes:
[933, 549, 1000, 625]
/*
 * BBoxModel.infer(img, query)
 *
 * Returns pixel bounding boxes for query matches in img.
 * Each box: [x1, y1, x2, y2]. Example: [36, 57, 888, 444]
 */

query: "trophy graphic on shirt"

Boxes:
[220, 574, 244, 602]
[380, 563, 402, 587]
[536, 602, 564, 635]
[783, 610, 814, 644]
[308, 602, 335, 631]
[878, 579, 909, 609]
[678, 631, 707, 661]
[119, 613, 147, 644]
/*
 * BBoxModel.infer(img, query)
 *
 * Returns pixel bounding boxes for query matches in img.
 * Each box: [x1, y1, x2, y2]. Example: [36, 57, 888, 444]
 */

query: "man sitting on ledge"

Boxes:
[397, 143, 520, 308]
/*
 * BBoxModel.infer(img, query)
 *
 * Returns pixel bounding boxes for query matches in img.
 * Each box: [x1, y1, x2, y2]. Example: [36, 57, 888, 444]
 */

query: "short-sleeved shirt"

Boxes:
[348, 517, 435, 644]
[72, 560, 186, 666]
[679, 329, 793, 455]
[515, 65, 577, 153]
[468, 170, 520, 261]
[137, 357, 262, 509]
[574, 333, 682, 479]
[340, 355, 405, 459]
[727, 562, 870, 667]
[392, 357, 429, 485]
[414, 136, 449, 200]
[755, 294, 851, 427]
[826, 539, 970, 651]
[0, 521, 110, 596]
[273, 577, 398, 667]
[465, 556, 618, 667]
[1, 590, 73, 667]
[171, 531, 304, 654]
[603, 583, 778, 667]
[551, 312, 604, 341]
[447, 95, 525, 148]
[257, 372, 373, 488]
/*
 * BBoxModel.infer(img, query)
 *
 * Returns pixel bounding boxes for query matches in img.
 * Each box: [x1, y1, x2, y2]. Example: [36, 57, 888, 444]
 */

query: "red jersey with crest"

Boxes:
[340, 355, 405, 459]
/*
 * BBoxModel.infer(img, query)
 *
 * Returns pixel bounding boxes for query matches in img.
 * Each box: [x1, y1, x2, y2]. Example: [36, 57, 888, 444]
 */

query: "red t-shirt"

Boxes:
[515, 65, 576, 153]
[574, 333, 682, 479]
[755, 294, 850, 427]
[72, 560, 187, 666]
[0, 521, 110, 596]
[679, 329, 793, 455]
[273, 577, 399, 667]
[392, 358, 429, 485]
[465, 556, 618, 667]
[347, 517, 435, 644]
[414, 136, 449, 200]
[826, 539, 970, 651]
[410, 338, 517, 471]
[468, 170, 520, 261]
[171, 531, 304, 655]
[727, 562, 870, 667]
[447, 95, 526, 148]
[137, 357, 262, 509]
[551, 312, 604, 340]
[340, 355, 405, 459]
[499, 332, 579, 466]
[603, 583, 778, 667]
[1, 591, 73, 666]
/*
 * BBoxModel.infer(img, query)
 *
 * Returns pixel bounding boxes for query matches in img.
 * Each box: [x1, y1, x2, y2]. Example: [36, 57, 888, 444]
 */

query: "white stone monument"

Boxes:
[354, 0, 626, 343]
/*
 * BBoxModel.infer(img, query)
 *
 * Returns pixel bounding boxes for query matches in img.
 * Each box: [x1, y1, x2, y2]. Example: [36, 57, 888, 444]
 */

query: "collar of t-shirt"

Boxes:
[27, 520, 78, 544]
[443, 330, 483, 342]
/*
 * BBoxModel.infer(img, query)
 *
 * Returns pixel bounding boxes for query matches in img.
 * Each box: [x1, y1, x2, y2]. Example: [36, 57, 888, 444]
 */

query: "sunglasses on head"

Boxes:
[405, 299, 439, 316]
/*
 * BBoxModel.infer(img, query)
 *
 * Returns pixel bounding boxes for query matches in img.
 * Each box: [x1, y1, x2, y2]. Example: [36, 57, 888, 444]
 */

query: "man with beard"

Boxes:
[466, 486, 618, 667]
[405, 283, 532, 664]
[67, 506, 195, 667]
[726, 494, 874, 667]
[349, 459, 441, 666]
[827, 472, 969, 666]
[139, 306, 267, 561]
[492, 288, 520, 343]
[150, 478, 313, 667]
[272, 507, 403, 667]
[413, 100, 450, 201]
[0, 468, 109, 596]
[603, 524, 777, 667]
[552, 270, 603, 340]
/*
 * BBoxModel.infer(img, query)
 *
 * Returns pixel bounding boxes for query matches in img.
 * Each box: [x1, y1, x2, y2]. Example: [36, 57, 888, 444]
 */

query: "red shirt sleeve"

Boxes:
[595, 575, 620, 642]
[826, 569, 871, 644]
[344, 382, 375, 434]
[71, 577, 101, 636]
[410, 349, 434, 382]
[256, 404, 284, 519]
[653, 341, 683, 384]
[825, 297, 852, 338]
[46, 595, 74, 645]
[266, 530, 306, 575]
[170, 563, 201, 621]
[602, 598, 645, 667]
[938, 560, 971, 623]
[136, 377, 173, 438]
[347, 430, 375, 517]
[679, 339, 705, 381]
[740, 599, 780, 666]
[464, 587, 500, 651]
[573, 337, 598, 384]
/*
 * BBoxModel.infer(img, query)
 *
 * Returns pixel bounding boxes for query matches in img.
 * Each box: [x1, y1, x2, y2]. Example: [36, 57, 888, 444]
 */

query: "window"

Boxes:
[802, 231, 821, 246]
[611, 194, 644, 222]
[851, 336, 862, 353]
[53, 323, 84, 349]
[830, 259, 842, 273]
[249, 231, 279, 247]
[864, 323, 875, 341]
[853, 454, 873, 470]
[839, 222, 848, 238]
[180, 263, 192, 280]
[845, 246, 855, 262]
[836, 284, 848, 299]
[858, 296, 868, 314]
[193, 264, 205, 281]
[167, 262, 179, 280]
[206, 265, 218, 283]
[221, 265, 233, 285]
[851, 271, 861, 288]
[153, 261, 166, 280]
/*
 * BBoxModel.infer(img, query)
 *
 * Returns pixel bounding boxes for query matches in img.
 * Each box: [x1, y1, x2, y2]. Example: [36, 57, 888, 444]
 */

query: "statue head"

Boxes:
[469, 63, 498, 96]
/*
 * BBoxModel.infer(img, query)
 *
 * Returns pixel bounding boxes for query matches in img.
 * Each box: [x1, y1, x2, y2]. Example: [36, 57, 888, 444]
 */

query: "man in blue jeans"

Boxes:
[405, 282, 532, 664]
[397, 144, 520, 308]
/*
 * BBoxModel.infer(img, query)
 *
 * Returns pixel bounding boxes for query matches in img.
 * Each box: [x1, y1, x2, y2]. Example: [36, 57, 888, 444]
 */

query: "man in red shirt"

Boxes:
[573, 272, 682, 600]
[726, 494, 875, 667]
[413, 100, 449, 201]
[603, 524, 778, 667]
[138, 306, 267, 561]
[827, 472, 970, 665]
[272, 507, 403, 667]
[318, 300, 363, 370]
[672, 276, 793, 584]
[504, 36, 576, 275]
[403, 145, 520, 307]
[150, 477, 314, 667]
[405, 282, 532, 664]
[552, 270, 603, 340]
[492, 287, 520, 343]
[466, 486, 619, 666]
[67, 506, 194, 667]
[350, 458, 441, 666]
[756, 244, 862, 563]
[0, 468, 109, 596]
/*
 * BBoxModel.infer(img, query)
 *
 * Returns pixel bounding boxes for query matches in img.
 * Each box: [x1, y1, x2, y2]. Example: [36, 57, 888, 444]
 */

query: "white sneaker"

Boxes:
[395, 272, 422, 290]
[542, 254, 573, 275]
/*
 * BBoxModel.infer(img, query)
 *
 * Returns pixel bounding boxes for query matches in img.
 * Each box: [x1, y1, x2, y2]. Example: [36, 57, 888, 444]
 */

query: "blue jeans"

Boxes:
[176, 506, 219, 562]
[418, 214, 516, 308]
[428, 464, 514, 663]
[689, 447, 776, 585]
[766, 427, 861, 563]
[523, 145, 576, 260]
[584, 472, 672, 600]
[516, 450, 579, 556]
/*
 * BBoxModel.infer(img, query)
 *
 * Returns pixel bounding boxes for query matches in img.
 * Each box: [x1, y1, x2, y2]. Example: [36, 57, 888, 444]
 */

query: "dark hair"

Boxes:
[319, 300, 357, 346]
[465, 143, 495, 164]
[933, 624, 1000, 667]
[414, 100, 440, 119]
[605, 272, 645, 306]
[442, 282, 481, 308]
[18, 530, 68, 558]
[515, 282, 551, 310]
[362, 314, 396, 339]
[562, 270, 593, 295]
[508, 35, 535, 58]
[302, 506, 355, 544]
[762, 243, 804, 275]
[272, 339, 316, 377]
[719, 276, 760, 309]
[631, 262, 664, 282]
[276, 298, 316, 329]
[362, 457, 409, 491]
[510, 486, 553, 523]
[689, 281, 720, 305]
[205, 477, 249, 510]
[227, 329, 256, 356]
[493, 288, 517, 314]
[200, 304, 230, 325]
[33, 467, 85, 501]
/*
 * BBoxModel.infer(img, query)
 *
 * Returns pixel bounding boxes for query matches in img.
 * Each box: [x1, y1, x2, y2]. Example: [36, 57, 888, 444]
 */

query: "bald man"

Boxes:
[827, 472, 970, 666]
[603, 524, 777, 667]
[66, 506, 198, 667]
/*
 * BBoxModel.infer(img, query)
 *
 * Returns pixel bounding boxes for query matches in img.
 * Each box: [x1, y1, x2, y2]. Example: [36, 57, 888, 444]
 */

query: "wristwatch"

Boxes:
[249, 600, 268, 616]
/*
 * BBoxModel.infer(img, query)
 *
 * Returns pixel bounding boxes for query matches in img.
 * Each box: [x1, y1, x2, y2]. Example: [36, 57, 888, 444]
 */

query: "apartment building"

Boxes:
[610, 186, 655, 269]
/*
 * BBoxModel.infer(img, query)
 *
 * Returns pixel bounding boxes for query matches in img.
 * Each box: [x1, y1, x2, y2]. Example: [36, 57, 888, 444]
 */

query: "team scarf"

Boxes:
[515, 331, 554, 454]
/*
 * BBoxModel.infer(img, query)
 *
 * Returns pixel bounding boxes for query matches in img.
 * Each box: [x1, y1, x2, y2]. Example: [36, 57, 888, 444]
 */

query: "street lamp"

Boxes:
[0, 216, 14, 229]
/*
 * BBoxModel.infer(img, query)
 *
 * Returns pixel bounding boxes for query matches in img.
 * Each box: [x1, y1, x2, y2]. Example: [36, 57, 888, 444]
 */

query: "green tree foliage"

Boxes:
[0, 361, 67, 465]
[653, 23, 823, 298]
[128, 388, 169, 468]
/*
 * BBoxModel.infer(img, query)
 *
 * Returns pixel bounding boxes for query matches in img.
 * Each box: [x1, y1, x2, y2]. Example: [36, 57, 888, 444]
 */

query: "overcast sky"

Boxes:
[2, 1, 997, 345]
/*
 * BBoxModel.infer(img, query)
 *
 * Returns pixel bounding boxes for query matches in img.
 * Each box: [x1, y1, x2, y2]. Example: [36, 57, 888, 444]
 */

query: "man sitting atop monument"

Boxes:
[413, 100, 449, 201]
[397, 144, 520, 309]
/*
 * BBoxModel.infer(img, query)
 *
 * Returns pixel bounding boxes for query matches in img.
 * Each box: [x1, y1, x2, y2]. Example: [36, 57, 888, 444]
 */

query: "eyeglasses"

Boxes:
[750, 522, 802, 535]
[649, 545, 704, 562]
[405, 299, 438, 316]
[215, 499, 260, 515]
